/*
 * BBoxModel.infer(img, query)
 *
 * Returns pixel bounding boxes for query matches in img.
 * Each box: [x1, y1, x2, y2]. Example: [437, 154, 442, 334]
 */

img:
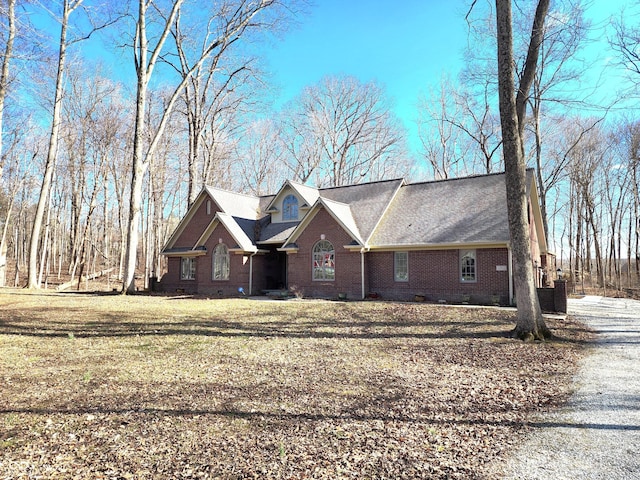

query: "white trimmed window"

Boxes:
[180, 257, 196, 280]
[282, 194, 299, 221]
[460, 249, 477, 282]
[312, 240, 335, 281]
[394, 251, 408, 282]
[212, 243, 230, 280]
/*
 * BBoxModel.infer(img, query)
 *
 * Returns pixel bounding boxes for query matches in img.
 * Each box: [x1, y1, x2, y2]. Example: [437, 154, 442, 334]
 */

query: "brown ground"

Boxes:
[0, 290, 594, 479]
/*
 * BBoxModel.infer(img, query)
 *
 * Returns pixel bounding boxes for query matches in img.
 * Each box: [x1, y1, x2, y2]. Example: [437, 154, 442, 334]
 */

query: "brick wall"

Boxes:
[287, 208, 363, 299]
[172, 198, 219, 248]
[160, 222, 252, 296]
[159, 257, 199, 294]
[368, 248, 510, 304]
[197, 223, 250, 296]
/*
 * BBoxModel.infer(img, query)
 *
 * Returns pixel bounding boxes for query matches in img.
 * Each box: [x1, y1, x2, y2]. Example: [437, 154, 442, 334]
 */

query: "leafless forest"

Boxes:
[0, 0, 639, 295]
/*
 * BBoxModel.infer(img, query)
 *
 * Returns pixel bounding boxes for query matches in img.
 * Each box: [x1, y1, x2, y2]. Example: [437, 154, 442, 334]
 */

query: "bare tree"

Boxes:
[611, 8, 640, 283]
[611, 6, 640, 78]
[0, 0, 15, 183]
[26, 0, 118, 289]
[495, 0, 551, 340]
[27, 0, 78, 289]
[0, 0, 16, 286]
[526, 0, 593, 245]
[281, 75, 409, 187]
[237, 118, 285, 194]
[417, 77, 468, 179]
[122, 0, 284, 293]
[173, 9, 262, 207]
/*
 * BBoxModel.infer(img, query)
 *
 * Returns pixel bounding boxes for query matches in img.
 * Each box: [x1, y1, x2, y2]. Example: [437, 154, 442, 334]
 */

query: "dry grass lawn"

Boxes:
[0, 290, 593, 479]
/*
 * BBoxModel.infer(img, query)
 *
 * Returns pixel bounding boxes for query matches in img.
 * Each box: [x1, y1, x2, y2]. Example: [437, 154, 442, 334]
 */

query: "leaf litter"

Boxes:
[0, 291, 593, 479]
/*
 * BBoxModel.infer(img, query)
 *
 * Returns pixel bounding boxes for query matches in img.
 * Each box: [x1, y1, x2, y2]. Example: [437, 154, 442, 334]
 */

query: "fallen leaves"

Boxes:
[0, 291, 593, 479]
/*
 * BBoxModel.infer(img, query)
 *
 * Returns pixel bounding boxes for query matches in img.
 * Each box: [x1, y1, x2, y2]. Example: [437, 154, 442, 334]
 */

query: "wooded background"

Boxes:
[0, 0, 638, 294]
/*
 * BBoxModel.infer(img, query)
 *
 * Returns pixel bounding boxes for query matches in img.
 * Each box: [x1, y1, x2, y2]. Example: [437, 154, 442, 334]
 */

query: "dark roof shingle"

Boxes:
[319, 178, 403, 242]
[369, 172, 510, 246]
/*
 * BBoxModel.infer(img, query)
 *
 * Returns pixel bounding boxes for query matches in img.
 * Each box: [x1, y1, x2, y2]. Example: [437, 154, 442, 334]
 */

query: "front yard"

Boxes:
[0, 290, 592, 479]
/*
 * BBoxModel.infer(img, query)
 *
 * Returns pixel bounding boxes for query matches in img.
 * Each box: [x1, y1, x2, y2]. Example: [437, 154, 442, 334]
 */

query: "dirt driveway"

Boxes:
[498, 296, 640, 479]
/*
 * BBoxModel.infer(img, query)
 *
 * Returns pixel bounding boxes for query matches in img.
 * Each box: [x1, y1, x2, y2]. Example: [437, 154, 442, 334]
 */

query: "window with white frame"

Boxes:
[282, 194, 298, 221]
[312, 240, 335, 281]
[394, 251, 408, 282]
[460, 249, 476, 282]
[212, 243, 230, 280]
[181, 257, 196, 280]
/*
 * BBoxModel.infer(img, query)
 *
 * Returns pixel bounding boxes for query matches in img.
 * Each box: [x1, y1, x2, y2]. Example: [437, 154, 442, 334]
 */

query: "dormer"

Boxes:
[265, 181, 319, 224]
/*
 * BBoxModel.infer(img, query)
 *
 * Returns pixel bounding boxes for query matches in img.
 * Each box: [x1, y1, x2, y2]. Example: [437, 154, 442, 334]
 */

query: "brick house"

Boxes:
[159, 170, 549, 305]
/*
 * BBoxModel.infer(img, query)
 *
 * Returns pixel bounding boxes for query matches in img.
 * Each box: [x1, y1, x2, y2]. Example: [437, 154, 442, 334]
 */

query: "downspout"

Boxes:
[249, 251, 257, 295]
[508, 245, 514, 306]
[360, 247, 369, 300]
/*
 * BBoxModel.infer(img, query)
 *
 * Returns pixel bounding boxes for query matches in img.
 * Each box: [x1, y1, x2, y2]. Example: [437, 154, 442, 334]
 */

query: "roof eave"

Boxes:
[365, 241, 510, 251]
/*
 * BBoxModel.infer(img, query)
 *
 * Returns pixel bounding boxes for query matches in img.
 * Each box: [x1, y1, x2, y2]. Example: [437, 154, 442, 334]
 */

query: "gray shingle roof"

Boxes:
[369, 172, 510, 247]
[205, 186, 262, 220]
[169, 171, 522, 254]
[319, 178, 404, 242]
[258, 220, 299, 244]
[316, 198, 363, 244]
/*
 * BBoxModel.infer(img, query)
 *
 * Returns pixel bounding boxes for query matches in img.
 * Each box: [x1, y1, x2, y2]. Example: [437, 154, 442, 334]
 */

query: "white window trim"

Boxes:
[282, 194, 299, 221]
[312, 239, 335, 281]
[394, 251, 408, 282]
[460, 249, 477, 283]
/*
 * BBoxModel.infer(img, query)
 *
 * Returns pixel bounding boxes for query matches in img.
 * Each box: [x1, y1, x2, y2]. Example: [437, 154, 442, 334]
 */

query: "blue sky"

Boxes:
[263, 1, 470, 148]
[36, 0, 632, 158]
[262, 0, 633, 155]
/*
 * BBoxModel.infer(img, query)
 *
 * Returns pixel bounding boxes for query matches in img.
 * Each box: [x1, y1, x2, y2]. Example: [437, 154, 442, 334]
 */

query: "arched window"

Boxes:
[460, 249, 476, 282]
[312, 240, 335, 281]
[282, 194, 298, 221]
[212, 243, 230, 280]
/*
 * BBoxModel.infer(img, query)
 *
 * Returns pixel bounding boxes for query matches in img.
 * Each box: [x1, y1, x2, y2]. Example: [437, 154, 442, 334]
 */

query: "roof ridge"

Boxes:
[318, 177, 404, 192]
[405, 170, 507, 187]
[205, 185, 260, 200]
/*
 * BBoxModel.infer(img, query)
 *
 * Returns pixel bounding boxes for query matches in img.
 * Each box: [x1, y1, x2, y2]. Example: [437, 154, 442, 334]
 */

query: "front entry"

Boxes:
[263, 247, 287, 290]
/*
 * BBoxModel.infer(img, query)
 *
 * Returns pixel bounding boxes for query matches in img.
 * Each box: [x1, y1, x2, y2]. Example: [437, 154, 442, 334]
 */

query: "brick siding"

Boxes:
[287, 208, 364, 299]
[173, 198, 219, 248]
[368, 248, 510, 304]
[160, 196, 512, 303]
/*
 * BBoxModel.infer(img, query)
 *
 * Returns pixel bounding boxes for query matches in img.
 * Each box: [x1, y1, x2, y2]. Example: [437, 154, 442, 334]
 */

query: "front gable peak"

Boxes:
[265, 180, 320, 223]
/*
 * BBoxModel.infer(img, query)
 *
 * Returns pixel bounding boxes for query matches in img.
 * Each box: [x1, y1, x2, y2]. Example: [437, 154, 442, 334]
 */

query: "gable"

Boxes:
[204, 186, 262, 220]
[283, 198, 364, 250]
[194, 212, 257, 253]
[320, 178, 404, 243]
[162, 189, 221, 251]
[265, 181, 319, 223]
[527, 171, 549, 254]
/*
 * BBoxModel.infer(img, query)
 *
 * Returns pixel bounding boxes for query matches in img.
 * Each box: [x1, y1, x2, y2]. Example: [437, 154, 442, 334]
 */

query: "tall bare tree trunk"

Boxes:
[122, 0, 282, 292]
[496, 0, 551, 340]
[123, 34, 150, 293]
[27, 0, 75, 289]
[0, 0, 16, 287]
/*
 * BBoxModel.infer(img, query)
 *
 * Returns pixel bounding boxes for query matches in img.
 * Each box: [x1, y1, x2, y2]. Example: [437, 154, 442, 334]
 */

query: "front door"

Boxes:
[264, 248, 287, 290]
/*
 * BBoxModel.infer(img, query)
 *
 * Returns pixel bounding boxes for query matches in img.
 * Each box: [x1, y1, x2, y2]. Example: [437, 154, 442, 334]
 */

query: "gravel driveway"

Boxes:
[497, 296, 640, 479]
